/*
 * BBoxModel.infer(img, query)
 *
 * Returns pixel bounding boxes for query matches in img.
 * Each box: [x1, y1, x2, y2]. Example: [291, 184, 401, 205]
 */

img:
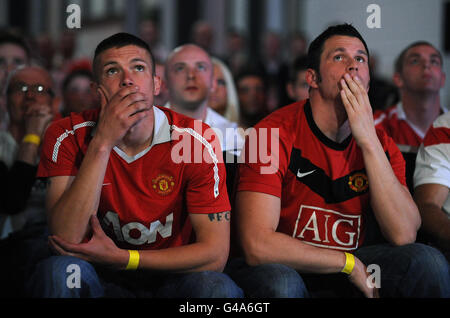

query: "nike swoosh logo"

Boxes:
[297, 169, 316, 178]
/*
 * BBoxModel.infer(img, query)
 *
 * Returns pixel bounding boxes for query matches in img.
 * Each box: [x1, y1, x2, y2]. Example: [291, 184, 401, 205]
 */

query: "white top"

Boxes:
[165, 103, 245, 156]
[414, 111, 450, 216]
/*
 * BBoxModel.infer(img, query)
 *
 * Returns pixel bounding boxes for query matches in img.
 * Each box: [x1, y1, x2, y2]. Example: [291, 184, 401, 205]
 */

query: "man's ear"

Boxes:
[392, 72, 403, 89]
[153, 75, 161, 96]
[305, 68, 319, 89]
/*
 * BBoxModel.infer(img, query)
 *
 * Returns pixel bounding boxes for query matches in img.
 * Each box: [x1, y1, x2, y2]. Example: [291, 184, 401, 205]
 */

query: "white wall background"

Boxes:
[301, 0, 449, 108]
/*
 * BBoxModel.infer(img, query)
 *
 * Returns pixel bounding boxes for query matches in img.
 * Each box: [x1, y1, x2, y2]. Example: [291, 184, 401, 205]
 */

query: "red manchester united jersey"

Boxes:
[237, 100, 406, 251]
[38, 106, 230, 250]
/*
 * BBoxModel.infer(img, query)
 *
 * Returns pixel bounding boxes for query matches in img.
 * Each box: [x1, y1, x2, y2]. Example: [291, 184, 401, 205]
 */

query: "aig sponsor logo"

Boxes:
[292, 205, 361, 250]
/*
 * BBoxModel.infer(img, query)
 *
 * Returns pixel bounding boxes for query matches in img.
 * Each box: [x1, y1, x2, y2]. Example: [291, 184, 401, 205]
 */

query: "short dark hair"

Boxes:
[289, 55, 309, 83]
[62, 69, 94, 92]
[0, 31, 31, 60]
[93, 32, 156, 81]
[394, 41, 443, 74]
[307, 23, 370, 80]
[235, 64, 268, 90]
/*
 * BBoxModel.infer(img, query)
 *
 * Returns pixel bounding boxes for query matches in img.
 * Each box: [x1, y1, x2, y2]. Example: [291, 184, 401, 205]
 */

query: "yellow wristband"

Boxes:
[22, 134, 41, 146]
[125, 250, 140, 270]
[341, 252, 355, 275]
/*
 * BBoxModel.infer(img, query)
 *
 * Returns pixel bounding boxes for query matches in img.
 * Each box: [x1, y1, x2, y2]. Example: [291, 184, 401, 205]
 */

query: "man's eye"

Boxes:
[174, 65, 184, 72]
[106, 68, 117, 75]
[197, 64, 208, 71]
[334, 55, 343, 61]
[430, 59, 441, 66]
[355, 56, 366, 63]
[135, 65, 145, 72]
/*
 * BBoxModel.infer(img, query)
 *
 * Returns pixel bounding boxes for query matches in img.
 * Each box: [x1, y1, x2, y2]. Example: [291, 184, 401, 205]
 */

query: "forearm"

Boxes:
[48, 138, 112, 243]
[417, 203, 450, 250]
[361, 141, 420, 244]
[130, 241, 229, 273]
[242, 228, 347, 274]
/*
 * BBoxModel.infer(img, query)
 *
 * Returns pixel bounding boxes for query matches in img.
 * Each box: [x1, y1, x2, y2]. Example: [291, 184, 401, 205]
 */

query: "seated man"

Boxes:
[28, 33, 242, 298]
[414, 111, 450, 261]
[0, 65, 55, 236]
[0, 65, 56, 297]
[164, 44, 244, 196]
[374, 41, 447, 193]
[0, 32, 32, 131]
[228, 24, 449, 298]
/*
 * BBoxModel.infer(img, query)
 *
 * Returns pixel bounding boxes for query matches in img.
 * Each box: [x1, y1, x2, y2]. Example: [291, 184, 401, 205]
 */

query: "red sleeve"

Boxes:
[37, 119, 83, 178]
[237, 123, 289, 198]
[182, 124, 231, 214]
[378, 128, 407, 187]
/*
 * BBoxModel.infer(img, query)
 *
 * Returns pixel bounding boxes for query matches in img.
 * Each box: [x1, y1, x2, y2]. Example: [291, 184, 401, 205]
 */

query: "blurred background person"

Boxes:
[0, 65, 58, 297]
[154, 60, 169, 107]
[139, 18, 169, 63]
[223, 28, 249, 77]
[368, 54, 399, 112]
[235, 67, 268, 129]
[374, 41, 447, 193]
[60, 68, 99, 118]
[258, 30, 290, 111]
[286, 55, 309, 103]
[0, 32, 31, 131]
[285, 31, 308, 65]
[190, 20, 215, 55]
[208, 57, 240, 124]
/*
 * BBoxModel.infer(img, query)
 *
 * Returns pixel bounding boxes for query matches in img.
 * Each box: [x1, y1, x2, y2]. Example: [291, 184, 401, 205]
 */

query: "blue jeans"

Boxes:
[226, 243, 450, 298]
[27, 255, 244, 298]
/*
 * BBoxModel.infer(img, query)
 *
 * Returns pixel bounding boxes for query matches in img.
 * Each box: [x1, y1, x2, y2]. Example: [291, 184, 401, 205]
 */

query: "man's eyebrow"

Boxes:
[328, 47, 368, 56]
[102, 61, 118, 68]
[102, 58, 148, 68]
[130, 58, 148, 64]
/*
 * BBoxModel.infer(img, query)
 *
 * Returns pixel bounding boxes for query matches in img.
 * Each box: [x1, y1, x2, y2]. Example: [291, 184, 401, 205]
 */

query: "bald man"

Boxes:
[165, 44, 244, 156]
[0, 66, 56, 237]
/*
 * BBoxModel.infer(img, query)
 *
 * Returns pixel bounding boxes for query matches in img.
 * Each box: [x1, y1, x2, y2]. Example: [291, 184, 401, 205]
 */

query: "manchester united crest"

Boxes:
[152, 174, 175, 196]
[348, 172, 369, 192]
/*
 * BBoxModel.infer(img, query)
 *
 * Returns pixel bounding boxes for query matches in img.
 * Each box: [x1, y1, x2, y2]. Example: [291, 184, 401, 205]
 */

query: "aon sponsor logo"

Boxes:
[103, 211, 173, 245]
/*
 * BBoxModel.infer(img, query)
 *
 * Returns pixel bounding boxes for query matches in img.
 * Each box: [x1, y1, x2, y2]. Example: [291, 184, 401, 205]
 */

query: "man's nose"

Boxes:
[186, 67, 195, 80]
[347, 60, 359, 73]
[121, 71, 134, 87]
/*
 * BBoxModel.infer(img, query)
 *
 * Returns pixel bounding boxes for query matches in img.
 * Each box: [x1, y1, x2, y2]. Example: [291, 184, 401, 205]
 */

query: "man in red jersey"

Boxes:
[227, 24, 449, 298]
[374, 41, 447, 193]
[27, 33, 243, 298]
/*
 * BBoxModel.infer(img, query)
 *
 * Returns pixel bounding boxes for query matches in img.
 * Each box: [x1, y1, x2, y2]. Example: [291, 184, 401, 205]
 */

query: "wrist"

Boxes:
[22, 133, 41, 146]
[341, 252, 355, 275]
[124, 250, 140, 270]
[89, 135, 115, 154]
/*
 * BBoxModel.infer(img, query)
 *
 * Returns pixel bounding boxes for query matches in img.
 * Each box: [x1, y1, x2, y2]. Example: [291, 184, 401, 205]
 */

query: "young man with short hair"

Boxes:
[229, 24, 449, 298]
[29, 33, 242, 298]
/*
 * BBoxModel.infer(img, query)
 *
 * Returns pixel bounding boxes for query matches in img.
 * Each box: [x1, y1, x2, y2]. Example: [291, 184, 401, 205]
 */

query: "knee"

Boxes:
[187, 271, 244, 298]
[394, 243, 450, 296]
[28, 255, 102, 298]
[33, 256, 94, 281]
[254, 263, 308, 298]
[400, 243, 449, 277]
